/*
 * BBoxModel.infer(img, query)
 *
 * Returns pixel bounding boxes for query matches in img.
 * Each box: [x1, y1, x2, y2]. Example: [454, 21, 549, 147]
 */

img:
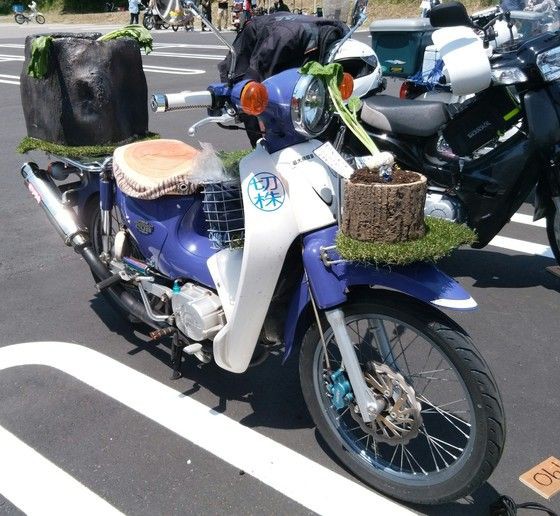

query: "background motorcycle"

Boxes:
[14, 2, 45, 24]
[340, 2, 560, 266]
[20, 0, 505, 505]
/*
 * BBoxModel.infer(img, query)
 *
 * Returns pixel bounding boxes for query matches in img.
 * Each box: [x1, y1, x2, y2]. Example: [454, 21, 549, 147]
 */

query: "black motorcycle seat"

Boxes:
[361, 95, 450, 137]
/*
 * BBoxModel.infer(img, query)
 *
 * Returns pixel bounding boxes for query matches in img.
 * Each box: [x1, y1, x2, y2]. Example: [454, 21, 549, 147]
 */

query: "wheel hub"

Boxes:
[350, 362, 423, 445]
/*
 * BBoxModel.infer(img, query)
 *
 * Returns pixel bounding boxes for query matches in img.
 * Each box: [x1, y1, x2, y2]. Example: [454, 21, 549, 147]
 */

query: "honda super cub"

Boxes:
[20, 0, 505, 505]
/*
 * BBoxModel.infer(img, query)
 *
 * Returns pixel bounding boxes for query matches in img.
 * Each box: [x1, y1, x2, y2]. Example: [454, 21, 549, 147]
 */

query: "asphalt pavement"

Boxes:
[0, 21, 559, 516]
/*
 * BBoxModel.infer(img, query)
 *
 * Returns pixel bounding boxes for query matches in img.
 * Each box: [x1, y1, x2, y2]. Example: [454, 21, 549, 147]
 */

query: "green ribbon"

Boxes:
[27, 35, 53, 79]
[300, 60, 379, 157]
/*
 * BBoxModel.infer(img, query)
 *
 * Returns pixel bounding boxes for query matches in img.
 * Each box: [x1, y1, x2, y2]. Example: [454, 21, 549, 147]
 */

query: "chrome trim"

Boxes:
[290, 75, 332, 138]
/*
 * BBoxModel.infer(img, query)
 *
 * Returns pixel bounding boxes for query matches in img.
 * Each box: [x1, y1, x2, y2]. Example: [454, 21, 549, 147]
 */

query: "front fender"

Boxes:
[283, 225, 476, 361]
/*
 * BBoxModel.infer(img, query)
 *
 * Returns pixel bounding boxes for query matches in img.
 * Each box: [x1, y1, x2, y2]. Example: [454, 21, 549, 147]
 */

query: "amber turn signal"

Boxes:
[240, 81, 268, 116]
[339, 73, 354, 101]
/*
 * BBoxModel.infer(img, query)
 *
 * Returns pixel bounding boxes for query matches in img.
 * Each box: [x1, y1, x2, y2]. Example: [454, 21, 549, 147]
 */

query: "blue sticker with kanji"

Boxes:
[247, 173, 285, 212]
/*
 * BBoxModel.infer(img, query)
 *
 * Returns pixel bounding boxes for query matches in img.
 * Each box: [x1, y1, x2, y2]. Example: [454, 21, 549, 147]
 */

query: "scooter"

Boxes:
[20, 0, 505, 505]
[14, 1, 45, 24]
[339, 2, 560, 267]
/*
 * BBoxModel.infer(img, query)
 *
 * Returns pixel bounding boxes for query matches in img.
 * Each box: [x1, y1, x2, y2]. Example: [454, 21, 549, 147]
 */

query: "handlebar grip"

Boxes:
[150, 91, 213, 113]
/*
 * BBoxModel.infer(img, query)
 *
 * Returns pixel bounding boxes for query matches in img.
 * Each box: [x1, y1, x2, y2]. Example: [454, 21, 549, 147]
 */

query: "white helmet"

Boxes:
[329, 39, 383, 98]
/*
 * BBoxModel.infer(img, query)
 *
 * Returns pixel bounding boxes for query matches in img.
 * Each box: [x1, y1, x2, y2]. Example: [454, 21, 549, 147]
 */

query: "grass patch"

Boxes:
[216, 149, 251, 177]
[336, 217, 476, 266]
[17, 133, 160, 158]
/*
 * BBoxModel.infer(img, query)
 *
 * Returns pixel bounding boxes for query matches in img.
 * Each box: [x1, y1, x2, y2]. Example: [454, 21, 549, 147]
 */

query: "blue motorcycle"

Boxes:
[20, 0, 505, 505]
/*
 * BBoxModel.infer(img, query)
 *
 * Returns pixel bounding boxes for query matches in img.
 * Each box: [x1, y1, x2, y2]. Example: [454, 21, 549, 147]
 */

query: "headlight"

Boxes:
[537, 47, 560, 82]
[491, 67, 528, 85]
[291, 75, 332, 138]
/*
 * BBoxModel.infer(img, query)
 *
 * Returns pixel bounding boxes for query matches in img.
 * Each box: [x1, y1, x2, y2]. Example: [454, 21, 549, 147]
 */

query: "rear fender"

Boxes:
[282, 225, 476, 361]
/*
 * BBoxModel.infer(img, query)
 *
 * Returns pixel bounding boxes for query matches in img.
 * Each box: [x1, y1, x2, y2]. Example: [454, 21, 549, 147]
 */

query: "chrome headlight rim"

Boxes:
[291, 74, 332, 138]
[537, 46, 560, 82]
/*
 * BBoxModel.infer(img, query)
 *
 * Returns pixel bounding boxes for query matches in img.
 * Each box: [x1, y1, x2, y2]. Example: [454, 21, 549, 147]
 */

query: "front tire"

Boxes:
[35, 14, 45, 24]
[14, 13, 26, 24]
[298, 292, 505, 505]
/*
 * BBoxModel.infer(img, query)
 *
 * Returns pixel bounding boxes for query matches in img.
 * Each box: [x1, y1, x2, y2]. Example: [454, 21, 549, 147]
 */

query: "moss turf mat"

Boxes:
[336, 217, 476, 266]
[17, 133, 160, 158]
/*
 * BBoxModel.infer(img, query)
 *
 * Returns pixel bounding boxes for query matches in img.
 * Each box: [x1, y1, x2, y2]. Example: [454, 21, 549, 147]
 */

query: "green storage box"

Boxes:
[369, 18, 435, 78]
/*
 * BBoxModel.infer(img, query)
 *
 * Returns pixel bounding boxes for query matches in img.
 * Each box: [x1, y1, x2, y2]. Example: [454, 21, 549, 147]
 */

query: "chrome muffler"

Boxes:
[21, 162, 88, 248]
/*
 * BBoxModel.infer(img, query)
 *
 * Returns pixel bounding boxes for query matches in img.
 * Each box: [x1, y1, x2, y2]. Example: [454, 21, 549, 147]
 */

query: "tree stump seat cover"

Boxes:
[113, 139, 201, 199]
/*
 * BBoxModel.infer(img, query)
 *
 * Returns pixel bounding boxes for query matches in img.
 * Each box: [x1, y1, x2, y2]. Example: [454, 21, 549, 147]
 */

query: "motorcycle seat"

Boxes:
[113, 139, 202, 199]
[361, 95, 449, 137]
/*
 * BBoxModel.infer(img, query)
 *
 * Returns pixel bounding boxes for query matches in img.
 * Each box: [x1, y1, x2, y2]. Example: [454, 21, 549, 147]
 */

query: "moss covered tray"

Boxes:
[336, 217, 476, 266]
[17, 133, 160, 159]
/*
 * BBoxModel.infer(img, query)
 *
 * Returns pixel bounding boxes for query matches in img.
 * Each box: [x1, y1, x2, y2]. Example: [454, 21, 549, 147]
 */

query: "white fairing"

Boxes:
[432, 27, 491, 95]
[210, 140, 337, 373]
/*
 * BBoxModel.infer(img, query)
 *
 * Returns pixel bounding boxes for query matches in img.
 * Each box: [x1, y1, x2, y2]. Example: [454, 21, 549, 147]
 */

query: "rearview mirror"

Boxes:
[429, 1, 474, 28]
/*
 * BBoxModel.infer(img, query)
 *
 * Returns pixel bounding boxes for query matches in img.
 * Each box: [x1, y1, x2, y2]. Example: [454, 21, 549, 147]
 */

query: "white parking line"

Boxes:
[510, 212, 547, 228]
[153, 42, 228, 50]
[488, 235, 554, 258]
[0, 425, 123, 515]
[143, 64, 205, 75]
[0, 54, 24, 61]
[0, 342, 415, 516]
[149, 50, 226, 60]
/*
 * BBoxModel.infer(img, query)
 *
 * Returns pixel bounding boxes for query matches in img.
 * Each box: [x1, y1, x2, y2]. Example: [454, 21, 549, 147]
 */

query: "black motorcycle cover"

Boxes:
[218, 13, 348, 82]
[20, 33, 149, 147]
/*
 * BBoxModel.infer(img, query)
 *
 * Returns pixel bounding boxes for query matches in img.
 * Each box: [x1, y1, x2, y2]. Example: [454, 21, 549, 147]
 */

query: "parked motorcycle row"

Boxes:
[18, 0, 560, 507]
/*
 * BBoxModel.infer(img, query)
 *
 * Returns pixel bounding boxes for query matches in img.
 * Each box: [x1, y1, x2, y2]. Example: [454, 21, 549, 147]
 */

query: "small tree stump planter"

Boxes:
[341, 169, 428, 244]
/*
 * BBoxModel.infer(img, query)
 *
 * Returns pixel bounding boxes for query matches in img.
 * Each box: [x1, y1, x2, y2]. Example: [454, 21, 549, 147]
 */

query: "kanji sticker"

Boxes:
[247, 173, 285, 212]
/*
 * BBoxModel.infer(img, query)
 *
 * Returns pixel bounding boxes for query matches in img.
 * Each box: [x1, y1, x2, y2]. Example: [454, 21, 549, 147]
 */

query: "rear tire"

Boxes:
[84, 197, 142, 324]
[298, 292, 505, 505]
[35, 14, 45, 24]
[172, 25, 179, 31]
[14, 13, 25, 24]
[143, 13, 154, 30]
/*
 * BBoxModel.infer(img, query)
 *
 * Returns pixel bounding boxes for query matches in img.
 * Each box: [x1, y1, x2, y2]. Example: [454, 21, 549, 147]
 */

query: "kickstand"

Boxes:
[170, 332, 185, 380]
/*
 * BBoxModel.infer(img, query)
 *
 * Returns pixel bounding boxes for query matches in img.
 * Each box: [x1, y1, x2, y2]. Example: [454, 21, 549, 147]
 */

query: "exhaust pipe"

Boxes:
[21, 162, 86, 247]
[21, 162, 167, 330]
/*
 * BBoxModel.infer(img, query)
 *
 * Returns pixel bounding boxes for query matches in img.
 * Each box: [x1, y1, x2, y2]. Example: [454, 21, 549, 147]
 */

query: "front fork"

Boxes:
[323, 308, 386, 423]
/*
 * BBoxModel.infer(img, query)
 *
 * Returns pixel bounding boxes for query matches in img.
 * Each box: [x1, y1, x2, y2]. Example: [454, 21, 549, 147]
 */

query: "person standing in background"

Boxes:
[128, 0, 140, 24]
[240, 0, 251, 29]
[201, 0, 212, 30]
[217, 0, 229, 30]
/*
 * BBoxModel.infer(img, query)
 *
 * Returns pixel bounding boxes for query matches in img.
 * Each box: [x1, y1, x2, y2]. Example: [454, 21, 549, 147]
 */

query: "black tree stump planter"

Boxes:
[20, 33, 149, 147]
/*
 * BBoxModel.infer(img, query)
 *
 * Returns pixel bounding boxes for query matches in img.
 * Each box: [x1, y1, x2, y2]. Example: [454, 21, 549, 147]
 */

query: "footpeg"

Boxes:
[184, 343, 211, 364]
[95, 272, 123, 292]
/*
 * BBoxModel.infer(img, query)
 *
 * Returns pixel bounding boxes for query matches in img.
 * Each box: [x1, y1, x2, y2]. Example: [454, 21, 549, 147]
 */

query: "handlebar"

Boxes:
[150, 90, 213, 113]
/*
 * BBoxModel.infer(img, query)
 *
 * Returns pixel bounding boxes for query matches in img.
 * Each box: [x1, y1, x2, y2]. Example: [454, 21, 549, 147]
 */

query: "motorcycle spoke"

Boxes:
[403, 445, 428, 475]
[418, 395, 471, 438]
[420, 427, 451, 468]
[419, 356, 446, 396]
[419, 428, 462, 461]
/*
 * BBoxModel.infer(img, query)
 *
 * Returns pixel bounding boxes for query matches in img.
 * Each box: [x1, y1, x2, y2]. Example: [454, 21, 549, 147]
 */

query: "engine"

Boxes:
[171, 283, 225, 342]
[424, 189, 463, 222]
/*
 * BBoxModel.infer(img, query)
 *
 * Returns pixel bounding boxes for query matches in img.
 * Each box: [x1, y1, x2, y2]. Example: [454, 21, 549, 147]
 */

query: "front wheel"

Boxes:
[298, 292, 505, 505]
[35, 14, 45, 24]
[172, 24, 179, 31]
[14, 13, 26, 24]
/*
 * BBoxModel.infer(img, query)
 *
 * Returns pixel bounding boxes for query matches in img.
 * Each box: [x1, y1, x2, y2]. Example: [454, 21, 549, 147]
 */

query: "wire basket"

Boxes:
[202, 180, 245, 249]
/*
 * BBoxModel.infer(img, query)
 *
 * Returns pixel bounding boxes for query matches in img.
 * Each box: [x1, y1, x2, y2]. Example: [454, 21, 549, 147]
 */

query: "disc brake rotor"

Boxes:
[350, 362, 422, 445]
